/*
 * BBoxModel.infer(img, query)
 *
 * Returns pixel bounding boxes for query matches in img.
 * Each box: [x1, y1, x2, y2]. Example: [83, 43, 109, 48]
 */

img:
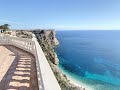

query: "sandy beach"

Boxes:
[58, 66, 94, 90]
[67, 75, 93, 90]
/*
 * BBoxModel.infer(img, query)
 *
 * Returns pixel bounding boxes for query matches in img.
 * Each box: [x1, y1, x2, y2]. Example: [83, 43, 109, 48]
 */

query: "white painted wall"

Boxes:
[32, 34, 61, 90]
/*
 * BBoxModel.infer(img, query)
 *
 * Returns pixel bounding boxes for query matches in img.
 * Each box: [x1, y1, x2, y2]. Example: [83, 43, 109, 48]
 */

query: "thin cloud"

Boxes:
[0, 19, 25, 25]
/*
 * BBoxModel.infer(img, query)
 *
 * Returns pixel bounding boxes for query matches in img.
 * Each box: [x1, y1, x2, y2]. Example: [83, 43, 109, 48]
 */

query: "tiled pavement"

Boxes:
[0, 46, 39, 90]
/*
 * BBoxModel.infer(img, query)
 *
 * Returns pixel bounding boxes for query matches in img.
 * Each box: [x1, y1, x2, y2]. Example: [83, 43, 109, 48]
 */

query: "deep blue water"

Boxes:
[56, 30, 120, 90]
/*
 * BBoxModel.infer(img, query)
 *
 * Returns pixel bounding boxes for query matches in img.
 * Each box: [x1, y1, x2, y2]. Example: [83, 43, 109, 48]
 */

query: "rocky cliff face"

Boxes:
[33, 30, 83, 90]
[33, 30, 59, 65]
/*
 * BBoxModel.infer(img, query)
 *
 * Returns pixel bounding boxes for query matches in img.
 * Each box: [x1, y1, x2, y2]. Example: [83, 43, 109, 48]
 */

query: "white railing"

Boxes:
[0, 34, 61, 90]
[0, 34, 35, 55]
[32, 35, 61, 90]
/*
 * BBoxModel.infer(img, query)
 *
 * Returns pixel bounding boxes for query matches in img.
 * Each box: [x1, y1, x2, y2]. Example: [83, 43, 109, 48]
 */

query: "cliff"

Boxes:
[33, 30, 59, 65]
[33, 30, 84, 90]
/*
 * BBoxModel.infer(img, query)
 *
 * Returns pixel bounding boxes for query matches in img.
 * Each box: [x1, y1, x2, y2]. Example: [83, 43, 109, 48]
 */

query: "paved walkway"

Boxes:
[0, 45, 39, 90]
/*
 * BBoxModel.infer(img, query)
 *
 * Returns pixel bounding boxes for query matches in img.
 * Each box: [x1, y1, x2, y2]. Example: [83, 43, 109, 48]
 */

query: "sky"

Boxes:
[0, 0, 120, 30]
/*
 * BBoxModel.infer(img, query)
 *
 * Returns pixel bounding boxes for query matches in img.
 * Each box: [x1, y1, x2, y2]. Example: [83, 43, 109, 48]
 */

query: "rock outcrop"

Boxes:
[33, 30, 59, 65]
[16, 30, 33, 38]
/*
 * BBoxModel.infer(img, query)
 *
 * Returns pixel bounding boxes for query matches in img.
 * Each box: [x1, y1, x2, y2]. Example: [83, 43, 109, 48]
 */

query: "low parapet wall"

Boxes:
[32, 35, 61, 90]
[0, 34, 35, 55]
[0, 34, 61, 90]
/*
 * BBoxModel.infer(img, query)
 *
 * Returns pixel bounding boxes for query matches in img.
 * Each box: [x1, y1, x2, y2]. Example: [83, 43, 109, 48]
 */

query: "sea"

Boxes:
[55, 30, 120, 90]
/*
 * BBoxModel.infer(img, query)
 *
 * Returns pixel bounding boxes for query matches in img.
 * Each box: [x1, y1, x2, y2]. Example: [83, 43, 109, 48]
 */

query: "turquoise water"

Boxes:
[56, 30, 120, 90]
